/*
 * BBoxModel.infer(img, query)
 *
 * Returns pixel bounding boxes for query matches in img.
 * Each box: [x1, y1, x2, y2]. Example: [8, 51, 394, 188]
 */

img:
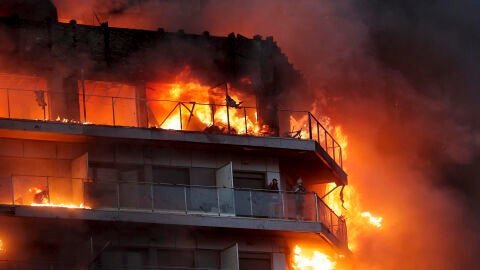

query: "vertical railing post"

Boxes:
[316, 123, 320, 144]
[184, 186, 188, 214]
[281, 192, 285, 219]
[82, 179, 86, 208]
[307, 112, 312, 139]
[111, 97, 116, 126]
[249, 190, 253, 216]
[81, 69, 87, 123]
[340, 147, 343, 168]
[225, 83, 231, 134]
[150, 183, 154, 212]
[145, 100, 149, 128]
[217, 187, 221, 216]
[179, 104, 183, 130]
[244, 107, 248, 135]
[11, 175, 14, 205]
[330, 211, 333, 232]
[332, 141, 336, 163]
[324, 130, 328, 152]
[116, 182, 120, 210]
[314, 193, 319, 222]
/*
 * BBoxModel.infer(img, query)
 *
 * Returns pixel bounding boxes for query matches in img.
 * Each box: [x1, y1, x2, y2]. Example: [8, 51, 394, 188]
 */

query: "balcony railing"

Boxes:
[0, 175, 347, 245]
[0, 88, 343, 168]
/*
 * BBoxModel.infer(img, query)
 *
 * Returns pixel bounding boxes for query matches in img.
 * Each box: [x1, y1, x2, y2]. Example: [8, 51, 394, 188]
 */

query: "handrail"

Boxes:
[5, 174, 347, 245]
[0, 87, 344, 168]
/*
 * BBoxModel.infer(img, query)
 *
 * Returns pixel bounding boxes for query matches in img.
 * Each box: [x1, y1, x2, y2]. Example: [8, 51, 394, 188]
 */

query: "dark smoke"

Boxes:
[52, 0, 480, 268]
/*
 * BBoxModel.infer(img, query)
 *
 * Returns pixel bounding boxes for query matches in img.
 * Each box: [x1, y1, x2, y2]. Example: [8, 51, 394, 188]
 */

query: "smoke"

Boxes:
[52, 0, 480, 268]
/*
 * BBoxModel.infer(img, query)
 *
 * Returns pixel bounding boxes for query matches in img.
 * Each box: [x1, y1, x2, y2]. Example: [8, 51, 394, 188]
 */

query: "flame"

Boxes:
[0, 239, 4, 253]
[323, 183, 383, 251]
[292, 245, 336, 270]
[28, 187, 90, 209]
[146, 66, 265, 135]
[30, 203, 90, 209]
[360, 212, 382, 228]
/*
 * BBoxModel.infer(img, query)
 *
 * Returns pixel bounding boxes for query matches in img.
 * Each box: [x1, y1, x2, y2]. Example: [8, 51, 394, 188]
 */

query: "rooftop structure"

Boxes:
[0, 1, 348, 269]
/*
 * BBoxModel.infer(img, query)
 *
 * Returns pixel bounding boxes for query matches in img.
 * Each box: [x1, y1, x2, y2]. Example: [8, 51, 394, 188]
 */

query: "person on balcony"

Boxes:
[293, 178, 306, 220]
[268, 178, 280, 218]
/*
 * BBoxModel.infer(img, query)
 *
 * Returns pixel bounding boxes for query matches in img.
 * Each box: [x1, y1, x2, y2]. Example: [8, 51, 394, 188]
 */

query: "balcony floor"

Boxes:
[0, 118, 347, 184]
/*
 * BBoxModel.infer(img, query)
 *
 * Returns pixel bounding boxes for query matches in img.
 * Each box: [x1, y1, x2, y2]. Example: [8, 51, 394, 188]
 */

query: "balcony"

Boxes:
[0, 87, 344, 170]
[0, 175, 347, 247]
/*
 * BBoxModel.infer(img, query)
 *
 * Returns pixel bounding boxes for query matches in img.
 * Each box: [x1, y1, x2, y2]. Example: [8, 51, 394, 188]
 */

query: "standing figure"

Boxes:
[268, 178, 280, 218]
[293, 178, 306, 220]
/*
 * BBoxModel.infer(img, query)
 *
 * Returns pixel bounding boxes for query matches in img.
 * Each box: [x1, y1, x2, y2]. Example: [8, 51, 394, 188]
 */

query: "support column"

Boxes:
[47, 73, 80, 121]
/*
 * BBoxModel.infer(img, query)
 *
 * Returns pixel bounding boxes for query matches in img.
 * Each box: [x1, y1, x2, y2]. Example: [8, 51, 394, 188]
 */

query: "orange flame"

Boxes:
[0, 239, 4, 253]
[360, 212, 382, 228]
[28, 186, 90, 209]
[146, 66, 265, 134]
[30, 203, 90, 209]
[292, 245, 336, 270]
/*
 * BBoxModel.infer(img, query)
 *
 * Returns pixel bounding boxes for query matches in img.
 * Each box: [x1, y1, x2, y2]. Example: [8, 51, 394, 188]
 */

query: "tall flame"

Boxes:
[292, 245, 336, 270]
[146, 66, 264, 135]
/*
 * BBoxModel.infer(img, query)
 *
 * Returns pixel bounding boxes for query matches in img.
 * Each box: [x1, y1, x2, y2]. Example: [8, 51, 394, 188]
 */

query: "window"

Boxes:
[157, 248, 195, 268]
[233, 171, 266, 189]
[239, 252, 271, 270]
[98, 247, 149, 270]
[152, 166, 189, 185]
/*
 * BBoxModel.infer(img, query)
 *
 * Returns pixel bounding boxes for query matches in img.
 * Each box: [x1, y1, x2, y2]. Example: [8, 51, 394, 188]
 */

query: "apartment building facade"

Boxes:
[0, 1, 348, 269]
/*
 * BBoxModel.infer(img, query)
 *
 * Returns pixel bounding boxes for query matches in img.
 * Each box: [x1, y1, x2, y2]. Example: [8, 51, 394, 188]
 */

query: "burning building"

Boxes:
[0, 0, 348, 269]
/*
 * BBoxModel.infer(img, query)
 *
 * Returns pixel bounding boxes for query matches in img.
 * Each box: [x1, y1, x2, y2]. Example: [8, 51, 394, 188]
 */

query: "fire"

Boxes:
[146, 66, 264, 135]
[360, 212, 382, 228]
[323, 183, 383, 251]
[30, 203, 90, 209]
[292, 245, 336, 270]
[28, 187, 89, 209]
[0, 239, 4, 253]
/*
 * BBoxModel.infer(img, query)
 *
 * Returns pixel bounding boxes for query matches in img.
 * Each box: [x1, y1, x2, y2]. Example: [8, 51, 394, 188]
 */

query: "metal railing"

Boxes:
[0, 175, 347, 245]
[0, 88, 343, 168]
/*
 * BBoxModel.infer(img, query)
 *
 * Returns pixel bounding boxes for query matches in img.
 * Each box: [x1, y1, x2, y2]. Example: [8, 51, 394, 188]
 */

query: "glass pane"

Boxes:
[251, 190, 282, 219]
[119, 183, 152, 210]
[234, 189, 251, 216]
[0, 88, 8, 118]
[187, 186, 218, 215]
[113, 97, 137, 127]
[0, 177, 13, 205]
[84, 182, 117, 209]
[219, 188, 235, 216]
[48, 177, 84, 207]
[153, 184, 185, 212]
[9, 90, 48, 120]
[13, 176, 48, 205]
